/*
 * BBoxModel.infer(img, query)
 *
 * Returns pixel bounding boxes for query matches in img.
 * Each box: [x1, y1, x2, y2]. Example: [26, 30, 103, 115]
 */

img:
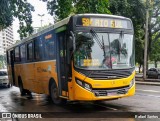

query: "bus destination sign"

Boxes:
[76, 17, 132, 29]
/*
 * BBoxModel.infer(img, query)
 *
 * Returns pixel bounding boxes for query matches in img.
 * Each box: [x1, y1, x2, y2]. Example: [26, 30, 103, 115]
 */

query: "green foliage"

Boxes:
[0, 0, 12, 29]
[150, 37, 160, 62]
[109, 0, 129, 16]
[44, 0, 111, 20]
[44, 0, 73, 21]
[135, 25, 145, 66]
[0, 0, 34, 39]
[149, 1, 160, 49]
[74, 0, 111, 14]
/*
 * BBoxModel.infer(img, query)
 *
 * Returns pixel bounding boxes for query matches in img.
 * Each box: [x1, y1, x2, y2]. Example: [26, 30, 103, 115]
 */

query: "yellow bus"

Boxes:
[6, 14, 135, 104]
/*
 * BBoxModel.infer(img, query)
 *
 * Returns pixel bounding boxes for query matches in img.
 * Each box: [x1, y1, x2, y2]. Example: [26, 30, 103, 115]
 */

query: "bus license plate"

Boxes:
[107, 92, 117, 96]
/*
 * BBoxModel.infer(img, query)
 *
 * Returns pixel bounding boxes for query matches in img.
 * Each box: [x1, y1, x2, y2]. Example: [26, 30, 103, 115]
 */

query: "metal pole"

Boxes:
[41, 19, 42, 28]
[38, 14, 45, 28]
[143, 0, 149, 80]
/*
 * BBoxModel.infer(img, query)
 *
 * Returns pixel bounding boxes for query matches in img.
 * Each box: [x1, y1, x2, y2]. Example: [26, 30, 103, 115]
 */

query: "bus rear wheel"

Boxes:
[50, 82, 64, 105]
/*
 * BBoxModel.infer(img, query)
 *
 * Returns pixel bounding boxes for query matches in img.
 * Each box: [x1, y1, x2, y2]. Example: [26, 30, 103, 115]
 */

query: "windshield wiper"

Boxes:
[118, 31, 124, 61]
[90, 29, 107, 56]
[90, 29, 104, 49]
[107, 34, 112, 69]
[102, 36, 106, 58]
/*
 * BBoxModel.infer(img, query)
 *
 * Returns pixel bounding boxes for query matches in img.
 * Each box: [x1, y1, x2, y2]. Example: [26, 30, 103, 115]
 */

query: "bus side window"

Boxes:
[34, 38, 44, 61]
[44, 39, 55, 60]
[20, 44, 26, 62]
[27, 42, 33, 61]
[14, 47, 20, 62]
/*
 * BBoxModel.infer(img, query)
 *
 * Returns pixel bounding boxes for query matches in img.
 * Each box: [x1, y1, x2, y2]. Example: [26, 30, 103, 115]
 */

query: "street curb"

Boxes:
[136, 81, 160, 86]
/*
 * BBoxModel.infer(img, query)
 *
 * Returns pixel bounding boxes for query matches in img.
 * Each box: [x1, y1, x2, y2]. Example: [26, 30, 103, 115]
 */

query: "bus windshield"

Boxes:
[74, 31, 134, 70]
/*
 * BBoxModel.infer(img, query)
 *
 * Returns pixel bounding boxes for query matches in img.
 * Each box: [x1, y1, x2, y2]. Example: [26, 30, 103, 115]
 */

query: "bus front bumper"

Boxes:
[73, 82, 135, 101]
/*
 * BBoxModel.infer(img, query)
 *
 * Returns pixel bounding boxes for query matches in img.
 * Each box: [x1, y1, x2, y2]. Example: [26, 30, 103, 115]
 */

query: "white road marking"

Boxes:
[136, 89, 160, 93]
[136, 93, 160, 98]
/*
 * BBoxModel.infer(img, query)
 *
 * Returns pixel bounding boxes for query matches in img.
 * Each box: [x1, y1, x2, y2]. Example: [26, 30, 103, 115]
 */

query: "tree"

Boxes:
[74, 0, 110, 14]
[42, 0, 73, 21]
[43, 0, 111, 21]
[148, 1, 160, 59]
[135, 25, 145, 72]
[0, 0, 34, 39]
[150, 37, 160, 68]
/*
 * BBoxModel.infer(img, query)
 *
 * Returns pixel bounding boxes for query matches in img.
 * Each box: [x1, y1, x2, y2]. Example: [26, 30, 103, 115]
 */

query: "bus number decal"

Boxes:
[82, 18, 92, 26]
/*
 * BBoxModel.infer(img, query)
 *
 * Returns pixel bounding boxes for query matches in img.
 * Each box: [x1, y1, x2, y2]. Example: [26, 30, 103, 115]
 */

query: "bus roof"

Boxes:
[7, 14, 131, 50]
[76, 13, 130, 20]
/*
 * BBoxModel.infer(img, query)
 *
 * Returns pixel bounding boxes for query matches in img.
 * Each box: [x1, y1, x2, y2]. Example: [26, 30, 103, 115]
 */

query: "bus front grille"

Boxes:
[88, 71, 130, 80]
[75, 67, 135, 80]
[92, 87, 129, 97]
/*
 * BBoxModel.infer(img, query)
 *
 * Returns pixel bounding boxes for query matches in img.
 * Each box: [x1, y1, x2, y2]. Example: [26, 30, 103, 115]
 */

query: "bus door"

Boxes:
[10, 50, 15, 85]
[56, 31, 68, 96]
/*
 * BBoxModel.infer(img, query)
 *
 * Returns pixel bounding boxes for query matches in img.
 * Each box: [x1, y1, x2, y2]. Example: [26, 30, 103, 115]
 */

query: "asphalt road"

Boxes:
[0, 84, 160, 121]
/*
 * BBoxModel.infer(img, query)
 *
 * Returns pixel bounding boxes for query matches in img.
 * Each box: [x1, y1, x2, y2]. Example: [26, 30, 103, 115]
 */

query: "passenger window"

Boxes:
[15, 47, 20, 62]
[44, 34, 55, 60]
[20, 44, 26, 62]
[34, 38, 44, 61]
[27, 42, 33, 61]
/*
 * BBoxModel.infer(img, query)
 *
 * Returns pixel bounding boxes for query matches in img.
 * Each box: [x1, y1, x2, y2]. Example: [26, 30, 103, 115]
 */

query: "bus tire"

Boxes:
[50, 82, 64, 105]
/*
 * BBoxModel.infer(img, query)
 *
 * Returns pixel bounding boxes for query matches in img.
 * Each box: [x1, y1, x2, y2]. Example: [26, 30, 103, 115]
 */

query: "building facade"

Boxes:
[0, 32, 3, 55]
[0, 26, 14, 55]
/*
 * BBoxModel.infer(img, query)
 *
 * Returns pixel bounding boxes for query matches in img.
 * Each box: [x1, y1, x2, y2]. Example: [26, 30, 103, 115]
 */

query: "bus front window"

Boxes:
[74, 32, 134, 70]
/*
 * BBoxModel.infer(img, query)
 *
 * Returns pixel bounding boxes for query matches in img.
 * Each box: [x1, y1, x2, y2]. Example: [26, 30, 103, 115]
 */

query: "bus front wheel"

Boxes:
[50, 82, 64, 105]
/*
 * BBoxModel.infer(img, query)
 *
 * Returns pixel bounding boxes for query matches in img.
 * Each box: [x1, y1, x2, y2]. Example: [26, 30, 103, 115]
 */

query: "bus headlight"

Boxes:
[76, 78, 92, 91]
[129, 78, 135, 88]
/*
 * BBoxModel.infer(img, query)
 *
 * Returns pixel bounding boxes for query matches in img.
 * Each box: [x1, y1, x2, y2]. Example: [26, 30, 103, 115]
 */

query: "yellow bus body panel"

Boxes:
[13, 60, 57, 95]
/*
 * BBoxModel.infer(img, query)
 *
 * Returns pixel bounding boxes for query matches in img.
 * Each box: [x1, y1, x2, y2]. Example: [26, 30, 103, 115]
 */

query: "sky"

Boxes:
[13, 0, 54, 40]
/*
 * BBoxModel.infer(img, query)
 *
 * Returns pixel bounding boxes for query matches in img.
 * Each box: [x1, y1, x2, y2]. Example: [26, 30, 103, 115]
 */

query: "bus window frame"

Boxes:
[7, 50, 10, 64]
[27, 41, 34, 62]
[14, 46, 21, 63]
[34, 37, 45, 61]
[44, 36, 55, 60]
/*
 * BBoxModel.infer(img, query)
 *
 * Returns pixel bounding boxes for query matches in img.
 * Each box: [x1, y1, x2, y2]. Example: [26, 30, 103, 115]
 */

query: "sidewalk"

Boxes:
[136, 81, 160, 86]
[136, 76, 160, 86]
